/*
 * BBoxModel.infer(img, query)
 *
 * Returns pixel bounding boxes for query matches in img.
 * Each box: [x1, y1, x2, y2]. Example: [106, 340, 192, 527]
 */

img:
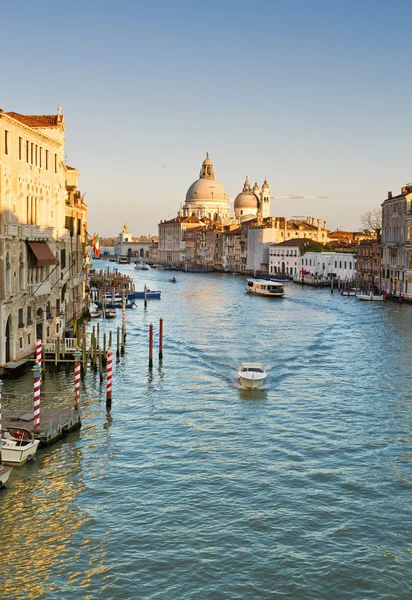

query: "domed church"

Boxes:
[234, 176, 271, 221]
[182, 153, 230, 221]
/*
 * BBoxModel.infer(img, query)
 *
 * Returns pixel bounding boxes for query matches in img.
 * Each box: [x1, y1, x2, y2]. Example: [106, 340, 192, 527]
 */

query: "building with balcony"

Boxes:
[0, 107, 87, 368]
[381, 186, 410, 297]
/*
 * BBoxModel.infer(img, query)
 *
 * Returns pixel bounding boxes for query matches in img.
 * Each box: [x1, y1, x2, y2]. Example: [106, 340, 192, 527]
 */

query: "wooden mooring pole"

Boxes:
[149, 323, 153, 369]
[159, 318, 163, 361]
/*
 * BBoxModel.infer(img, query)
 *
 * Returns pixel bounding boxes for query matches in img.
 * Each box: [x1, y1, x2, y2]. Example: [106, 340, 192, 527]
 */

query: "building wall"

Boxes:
[0, 110, 87, 365]
[269, 245, 300, 275]
[381, 191, 408, 296]
[298, 252, 356, 280]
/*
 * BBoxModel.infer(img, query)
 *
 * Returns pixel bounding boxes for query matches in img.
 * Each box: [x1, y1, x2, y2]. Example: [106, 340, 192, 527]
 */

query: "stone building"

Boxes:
[0, 107, 87, 367]
[269, 239, 313, 276]
[298, 251, 356, 281]
[114, 223, 157, 260]
[181, 154, 230, 221]
[356, 237, 382, 292]
[381, 186, 410, 297]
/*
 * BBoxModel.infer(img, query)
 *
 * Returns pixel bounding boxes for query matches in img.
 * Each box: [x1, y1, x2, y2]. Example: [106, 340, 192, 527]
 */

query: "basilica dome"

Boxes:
[185, 153, 228, 204]
[186, 178, 228, 203]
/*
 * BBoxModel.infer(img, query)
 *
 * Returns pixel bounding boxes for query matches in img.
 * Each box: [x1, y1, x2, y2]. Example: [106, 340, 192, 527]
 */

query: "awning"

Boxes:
[27, 241, 56, 266]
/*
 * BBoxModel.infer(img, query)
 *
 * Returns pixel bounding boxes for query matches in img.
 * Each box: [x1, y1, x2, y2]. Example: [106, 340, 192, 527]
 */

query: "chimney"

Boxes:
[311, 217, 315, 226]
[317, 218, 321, 230]
[323, 220, 326, 229]
[388, 191, 392, 199]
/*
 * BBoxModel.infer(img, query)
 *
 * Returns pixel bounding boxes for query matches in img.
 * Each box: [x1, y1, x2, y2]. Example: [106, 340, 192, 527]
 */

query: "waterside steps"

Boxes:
[2, 392, 81, 447]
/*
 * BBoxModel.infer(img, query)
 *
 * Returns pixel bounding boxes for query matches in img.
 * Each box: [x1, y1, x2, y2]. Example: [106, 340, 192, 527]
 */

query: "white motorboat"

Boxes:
[1, 427, 40, 466]
[90, 309, 102, 318]
[238, 363, 267, 389]
[356, 293, 384, 301]
[246, 279, 284, 297]
[341, 288, 358, 297]
[0, 464, 12, 486]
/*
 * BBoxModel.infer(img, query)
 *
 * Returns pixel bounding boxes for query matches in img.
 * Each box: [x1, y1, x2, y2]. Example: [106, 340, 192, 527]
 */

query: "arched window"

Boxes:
[140, 248, 144, 258]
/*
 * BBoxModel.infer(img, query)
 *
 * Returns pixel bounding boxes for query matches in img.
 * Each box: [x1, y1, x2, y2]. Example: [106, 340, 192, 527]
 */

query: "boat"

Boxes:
[0, 463, 12, 486]
[117, 256, 129, 264]
[90, 308, 102, 318]
[245, 279, 285, 297]
[238, 363, 267, 389]
[356, 293, 384, 301]
[104, 309, 117, 318]
[1, 427, 40, 466]
[169, 277, 177, 283]
[135, 263, 149, 270]
[130, 290, 161, 300]
[341, 288, 358, 297]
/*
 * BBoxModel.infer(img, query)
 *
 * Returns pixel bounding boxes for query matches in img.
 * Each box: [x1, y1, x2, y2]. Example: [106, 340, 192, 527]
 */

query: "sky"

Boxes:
[2, 0, 412, 236]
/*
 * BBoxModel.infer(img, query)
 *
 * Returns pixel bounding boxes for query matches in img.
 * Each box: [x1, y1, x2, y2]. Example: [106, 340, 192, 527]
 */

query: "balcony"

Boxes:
[4, 224, 18, 237]
[28, 281, 52, 297]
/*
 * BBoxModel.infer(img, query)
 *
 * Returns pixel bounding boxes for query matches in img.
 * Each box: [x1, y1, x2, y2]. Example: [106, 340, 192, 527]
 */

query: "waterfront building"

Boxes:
[233, 176, 271, 221]
[328, 229, 375, 245]
[222, 227, 242, 272]
[298, 251, 356, 281]
[158, 216, 204, 264]
[381, 186, 410, 297]
[269, 239, 313, 276]
[114, 223, 157, 260]
[356, 237, 382, 292]
[0, 107, 87, 367]
[182, 154, 230, 221]
[246, 216, 330, 274]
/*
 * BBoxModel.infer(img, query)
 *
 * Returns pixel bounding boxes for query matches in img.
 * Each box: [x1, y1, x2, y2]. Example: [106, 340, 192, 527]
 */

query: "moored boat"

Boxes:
[245, 279, 285, 297]
[1, 427, 40, 466]
[238, 363, 267, 389]
[356, 293, 384, 301]
[104, 309, 117, 318]
[0, 464, 12, 486]
[341, 288, 358, 297]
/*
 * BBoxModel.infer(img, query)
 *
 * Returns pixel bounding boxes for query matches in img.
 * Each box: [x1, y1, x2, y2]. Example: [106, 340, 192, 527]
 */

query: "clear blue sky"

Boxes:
[2, 0, 412, 235]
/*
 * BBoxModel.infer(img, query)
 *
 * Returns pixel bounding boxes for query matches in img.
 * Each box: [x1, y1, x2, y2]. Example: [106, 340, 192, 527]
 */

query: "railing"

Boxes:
[28, 281, 52, 297]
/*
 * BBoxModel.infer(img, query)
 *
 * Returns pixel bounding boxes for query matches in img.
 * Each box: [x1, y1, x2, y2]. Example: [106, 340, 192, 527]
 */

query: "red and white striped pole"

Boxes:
[106, 347, 112, 406]
[36, 339, 42, 383]
[122, 291, 126, 348]
[33, 362, 41, 432]
[74, 349, 81, 411]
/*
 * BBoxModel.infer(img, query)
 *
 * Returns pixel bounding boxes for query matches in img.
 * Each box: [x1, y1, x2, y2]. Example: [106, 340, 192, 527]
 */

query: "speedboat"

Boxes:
[168, 277, 177, 283]
[246, 279, 284, 297]
[1, 427, 40, 466]
[356, 293, 384, 301]
[238, 363, 267, 389]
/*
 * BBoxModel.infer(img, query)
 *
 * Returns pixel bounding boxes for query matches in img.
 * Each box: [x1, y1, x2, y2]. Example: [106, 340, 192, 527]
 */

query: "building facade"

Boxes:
[182, 154, 230, 221]
[114, 224, 156, 259]
[356, 238, 382, 292]
[0, 107, 87, 366]
[298, 251, 356, 281]
[381, 186, 410, 297]
[269, 239, 313, 276]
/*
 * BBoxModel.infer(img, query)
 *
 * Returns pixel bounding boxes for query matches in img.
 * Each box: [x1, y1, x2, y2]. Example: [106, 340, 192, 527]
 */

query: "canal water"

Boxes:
[1, 265, 412, 599]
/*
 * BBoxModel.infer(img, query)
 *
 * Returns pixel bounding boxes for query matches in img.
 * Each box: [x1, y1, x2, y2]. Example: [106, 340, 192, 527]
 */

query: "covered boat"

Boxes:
[246, 279, 285, 298]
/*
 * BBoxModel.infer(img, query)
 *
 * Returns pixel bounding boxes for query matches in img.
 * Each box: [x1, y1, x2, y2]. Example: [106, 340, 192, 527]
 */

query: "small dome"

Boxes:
[253, 182, 260, 193]
[203, 152, 212, 166]
[234, 190, 259, 209]
[262, 178, 269, 190]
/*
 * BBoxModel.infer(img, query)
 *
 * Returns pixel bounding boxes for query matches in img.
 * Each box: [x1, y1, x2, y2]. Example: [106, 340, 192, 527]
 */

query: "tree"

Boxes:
[360, 207, 382, 233]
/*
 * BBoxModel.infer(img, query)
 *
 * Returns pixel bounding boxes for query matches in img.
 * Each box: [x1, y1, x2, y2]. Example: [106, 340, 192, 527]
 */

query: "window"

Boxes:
[18, 308, 24, 328]
[60, 248, 66, 269]
[27, 306, 32, 325]
[19, 337, 23, 349]
[56, 299, 60, 314]
[4, 130, 9, 155]
[349, 262, 352, 269]
[46, 149, 49, 170]
[28, 334, 31, 346]
[35, 145, 38, 166]
[339, 261, 342, 268]
[26, 140, 29, 162]
[54, 154, 57, 173]
[39, 147, 42, 168]
[344, 261, 347, 269]
[30, 142, 33, 164]
[335, 261, 337, 268]
[19, 137, 22, 160]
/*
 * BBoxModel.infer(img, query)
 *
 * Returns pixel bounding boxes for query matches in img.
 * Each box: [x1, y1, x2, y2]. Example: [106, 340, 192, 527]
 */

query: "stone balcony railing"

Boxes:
[4, 224, 71, 240]
[28, 281, 52, 297]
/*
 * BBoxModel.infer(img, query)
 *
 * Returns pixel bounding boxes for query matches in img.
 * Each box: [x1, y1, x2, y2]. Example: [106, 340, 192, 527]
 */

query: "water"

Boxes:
[1, 266, 412, 599]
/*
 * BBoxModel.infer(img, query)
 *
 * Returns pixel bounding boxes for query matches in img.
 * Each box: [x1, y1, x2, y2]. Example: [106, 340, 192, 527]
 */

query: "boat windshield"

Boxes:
[268, 285, 284, 293]
[241, 367, 263, 373]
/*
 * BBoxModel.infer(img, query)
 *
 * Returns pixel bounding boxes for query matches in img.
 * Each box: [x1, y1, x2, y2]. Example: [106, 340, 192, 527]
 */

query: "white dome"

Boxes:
[234, 190, 259, 209]
[185, 178, 228, 204]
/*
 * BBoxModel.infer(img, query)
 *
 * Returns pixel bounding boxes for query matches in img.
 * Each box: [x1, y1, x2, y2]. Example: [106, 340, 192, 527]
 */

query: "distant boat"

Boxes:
[117, 256, 129, 264]
[341, 288, 358, 297]
[135, 262, 149, 270]
[168, 277, 177, 283]
[238, 363, 267, 389]
[246, 279, 285, 298]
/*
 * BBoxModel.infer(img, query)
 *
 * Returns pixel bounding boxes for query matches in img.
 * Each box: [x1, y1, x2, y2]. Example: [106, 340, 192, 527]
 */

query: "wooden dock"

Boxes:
[2, 393, 81, 447]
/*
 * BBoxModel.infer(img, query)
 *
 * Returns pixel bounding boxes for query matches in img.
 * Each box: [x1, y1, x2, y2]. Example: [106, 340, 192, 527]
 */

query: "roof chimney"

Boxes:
[388, 191, 392, 199]
[323, 220, 327, 229]
[317, 218, 321, 230]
